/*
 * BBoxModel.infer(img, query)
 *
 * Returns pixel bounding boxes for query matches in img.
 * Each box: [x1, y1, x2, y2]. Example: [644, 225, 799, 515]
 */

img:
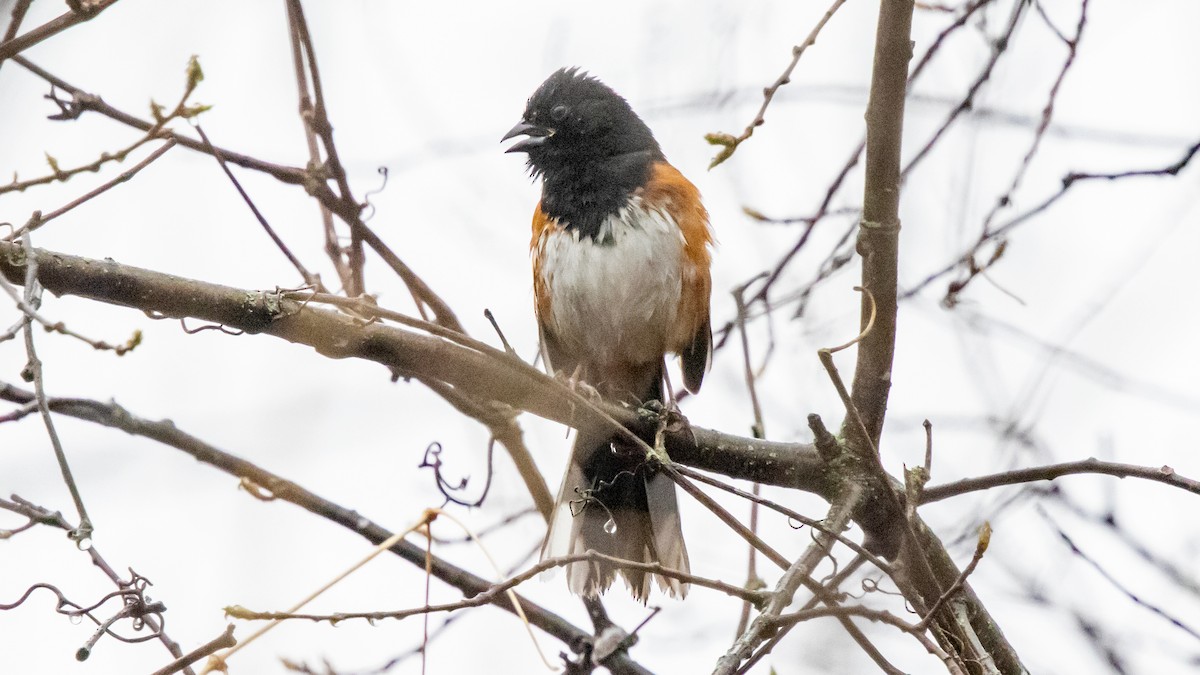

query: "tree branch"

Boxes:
[921, 459, 1200, 503]
[713, 485, 863, 674]
[11, 57, 308, 185]
[0, 241, 827, 494]
[0, 379, 650, 674]
[849, 0, 911, 447]
[844, 2, 1028, 673]
[0, 0, 122, 64]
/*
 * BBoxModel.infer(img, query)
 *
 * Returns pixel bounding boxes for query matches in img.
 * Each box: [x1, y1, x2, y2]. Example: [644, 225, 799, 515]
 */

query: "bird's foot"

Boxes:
[554, 366, 603, 403]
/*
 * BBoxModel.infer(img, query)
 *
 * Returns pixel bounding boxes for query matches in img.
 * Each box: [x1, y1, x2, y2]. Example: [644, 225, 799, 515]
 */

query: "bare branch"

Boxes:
[192, 125, 321, 289]
[772, 605, 961, 673]
[0, 266, 142, 355]
[0, 0, 34, 49]
[731, 0, 999, 315]
[901, 0, 1028, 174]
[1039, 507, 1200, 641]
[283, 0, 352, 293]
[713, 485, 863, 675]
[921, 459, 1200, 503]
[149, 625, 236, 675]
[1, 134, 168, 198]
[11, 57, 308, 185]
[229, 551, 768, 624]
[0, 243, 829, 494]
[905, 138, 1200, 300]
[672, 465, 893, 575]
[15, 236, 92, 543]
[916, 523, 991, 630]
[13, 140, 177, 235]
[706, 0, 850, 168]
[0, 379, 651, 673]
[0, 0, 122, 64]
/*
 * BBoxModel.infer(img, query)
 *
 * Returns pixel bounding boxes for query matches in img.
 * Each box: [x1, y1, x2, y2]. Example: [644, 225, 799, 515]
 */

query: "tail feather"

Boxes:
[541, 407, 690, 601]
[644, 471, 689, 595]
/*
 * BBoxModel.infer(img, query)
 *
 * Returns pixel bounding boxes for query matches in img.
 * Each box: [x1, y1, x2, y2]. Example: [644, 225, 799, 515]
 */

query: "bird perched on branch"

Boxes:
[503, 67, 714, 601]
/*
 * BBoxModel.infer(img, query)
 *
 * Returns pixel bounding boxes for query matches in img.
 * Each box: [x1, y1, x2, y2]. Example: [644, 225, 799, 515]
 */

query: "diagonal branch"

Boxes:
[0, 379, 652, 674]
[11, 57, 308, 185]
[0, 0, 122, 64]
[713, 485, 863, 675]
[0, 241, 828, 494]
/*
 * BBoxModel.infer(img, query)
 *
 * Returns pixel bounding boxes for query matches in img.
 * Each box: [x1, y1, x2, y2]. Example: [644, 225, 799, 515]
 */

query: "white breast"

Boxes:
[537, 198, 685, 369]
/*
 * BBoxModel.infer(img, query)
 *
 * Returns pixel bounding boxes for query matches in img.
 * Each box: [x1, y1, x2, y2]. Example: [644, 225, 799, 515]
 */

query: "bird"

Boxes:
[502, 67, 714, 601]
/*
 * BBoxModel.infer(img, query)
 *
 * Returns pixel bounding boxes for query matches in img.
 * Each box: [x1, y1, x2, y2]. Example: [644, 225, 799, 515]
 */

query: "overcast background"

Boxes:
[2, 0, 1198, 673]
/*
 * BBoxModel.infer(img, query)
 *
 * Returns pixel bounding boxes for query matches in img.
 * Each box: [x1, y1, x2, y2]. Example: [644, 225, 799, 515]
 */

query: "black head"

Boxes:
[503, 68, 664, 238]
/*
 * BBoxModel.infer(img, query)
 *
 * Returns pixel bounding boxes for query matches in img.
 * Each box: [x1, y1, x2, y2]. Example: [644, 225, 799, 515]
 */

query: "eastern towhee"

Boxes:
[503, 68, 714, 600]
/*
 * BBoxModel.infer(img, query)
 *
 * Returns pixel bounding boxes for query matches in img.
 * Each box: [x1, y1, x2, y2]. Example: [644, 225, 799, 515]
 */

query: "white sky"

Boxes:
[1, 0, 1198, 673]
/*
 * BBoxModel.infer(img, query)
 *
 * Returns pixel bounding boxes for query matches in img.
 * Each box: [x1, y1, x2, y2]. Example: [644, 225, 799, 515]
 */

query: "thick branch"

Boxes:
[0, 241, 827, 493]
[0, 0, 122, 63]
[850, 0, 910, 447]
[844, 2, 1027, 673]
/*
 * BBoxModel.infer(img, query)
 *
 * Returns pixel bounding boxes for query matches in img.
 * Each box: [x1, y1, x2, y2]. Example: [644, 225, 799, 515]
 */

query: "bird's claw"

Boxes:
[554, 367, 603, 403]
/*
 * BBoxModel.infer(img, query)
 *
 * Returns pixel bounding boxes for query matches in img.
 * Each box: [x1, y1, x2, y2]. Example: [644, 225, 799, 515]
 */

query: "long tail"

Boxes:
[540, 365, 690, 601]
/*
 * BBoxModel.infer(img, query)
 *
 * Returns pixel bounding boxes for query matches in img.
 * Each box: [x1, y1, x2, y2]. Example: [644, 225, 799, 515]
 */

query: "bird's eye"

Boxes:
[550, 105, 569, 122]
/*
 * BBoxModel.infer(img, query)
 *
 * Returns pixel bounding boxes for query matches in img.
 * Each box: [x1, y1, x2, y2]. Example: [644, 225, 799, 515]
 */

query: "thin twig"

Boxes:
[283, 0, 352, 293]
[771, 605, 961, 673]
[945, 0, 1091, 305]
[0, 379, 652, 673]
[12, 56, 465, 335]
[736, 555, 906, 675]
[192, 124, 321, 288]
[658, 463, 788, 570]
[284, 0, 364, 295]
[0, 495, 70, 536]
[0, 0, 34, 49]
[148, 625, 236, 675]
[205, 513, 436, 672]
[731, 277, 767, 638]
[713, 486, 863, 675]
[1, 132, 168, 198]
[1038, 507, 1200, 641]
[1054, 492, 1200, 600]
[915, 522, 990, 630]
[11, 57, 308, 185]
[230, 550, 767, 625]
[17, 139, 177, 233]
[729, 0, 999, 316]
[921, 458, 1200, 503]
[706, 0, 850, 168]
[978, 0, 1090, 236]
[0, 494, 190, 670]
[901, 0, 1029, 174]
[671, 464, 892, 575]
[17, 234, 92, 543]
[0, 265, 141, 355]
[903, 137, 1200, 299]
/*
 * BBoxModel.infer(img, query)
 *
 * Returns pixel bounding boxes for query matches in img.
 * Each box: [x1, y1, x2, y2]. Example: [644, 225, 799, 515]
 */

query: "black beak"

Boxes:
[502, 121, 550, 154]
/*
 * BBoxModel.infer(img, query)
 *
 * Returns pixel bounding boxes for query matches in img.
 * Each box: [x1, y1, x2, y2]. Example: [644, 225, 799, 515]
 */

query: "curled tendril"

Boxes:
[361, 166, 389, 222]
[179, 318, 243, 335]
[1, 570, 166, 662]
[419, 439, 495, 508]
